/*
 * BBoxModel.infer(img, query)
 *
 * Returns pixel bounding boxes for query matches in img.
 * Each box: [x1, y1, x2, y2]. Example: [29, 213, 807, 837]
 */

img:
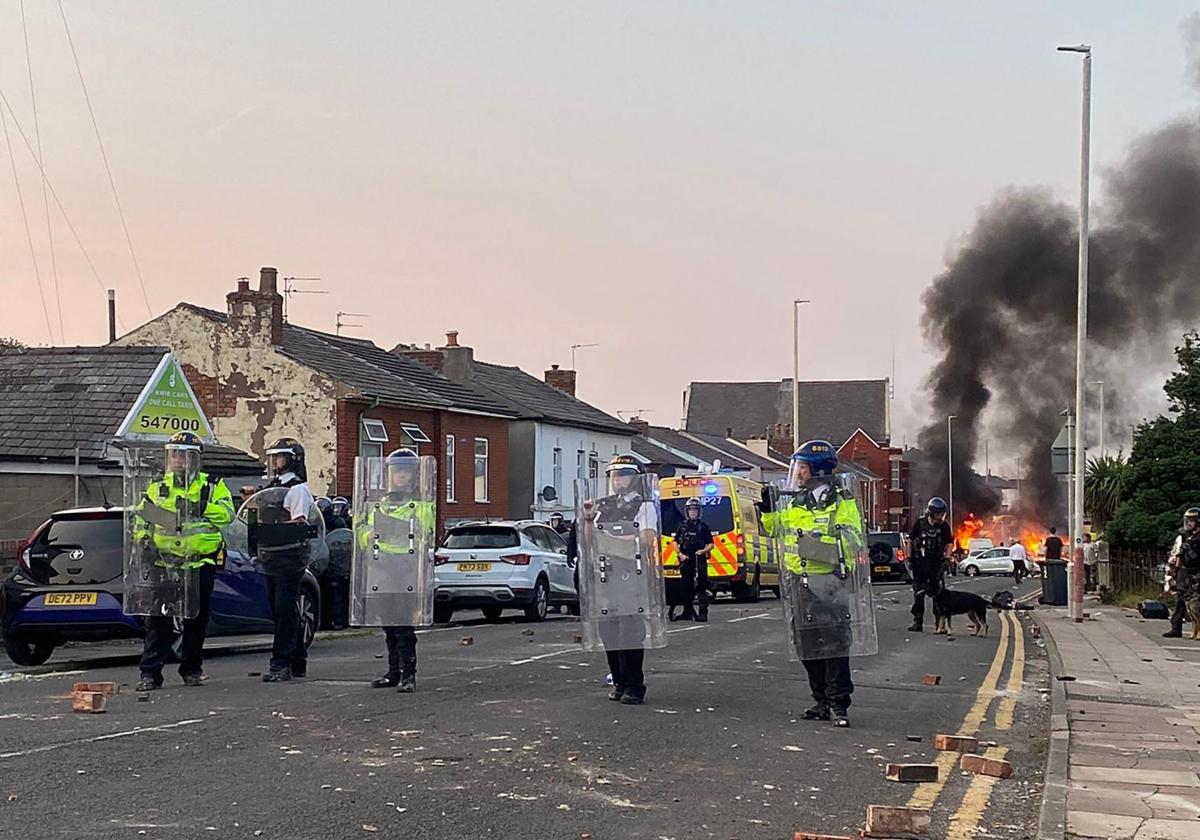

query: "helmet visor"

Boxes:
[164, 446, 201, 485]
[786, 459, 812, 490]
[607, 467, 641, 496]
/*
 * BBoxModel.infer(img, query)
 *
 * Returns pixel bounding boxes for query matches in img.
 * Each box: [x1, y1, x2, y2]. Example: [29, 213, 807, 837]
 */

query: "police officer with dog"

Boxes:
[908, 497, 954, 633]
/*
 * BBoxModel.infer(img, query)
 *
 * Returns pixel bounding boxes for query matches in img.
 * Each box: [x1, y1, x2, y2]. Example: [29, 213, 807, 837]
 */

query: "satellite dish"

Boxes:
[540, 485, 557, 502]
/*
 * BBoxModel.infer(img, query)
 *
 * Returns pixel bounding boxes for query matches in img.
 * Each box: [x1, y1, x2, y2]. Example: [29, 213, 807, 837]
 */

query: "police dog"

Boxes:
[922, 577, 990, 637]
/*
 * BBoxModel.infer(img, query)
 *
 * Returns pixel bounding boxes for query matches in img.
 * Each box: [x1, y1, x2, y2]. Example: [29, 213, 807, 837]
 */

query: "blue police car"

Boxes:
[1, 506, 320, 666]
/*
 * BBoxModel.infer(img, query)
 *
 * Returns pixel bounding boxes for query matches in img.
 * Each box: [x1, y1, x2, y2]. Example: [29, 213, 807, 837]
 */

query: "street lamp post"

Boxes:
[947, 415, 957, 531]
[792, 299, 811, 451]
[1059, 43, 1092, 623]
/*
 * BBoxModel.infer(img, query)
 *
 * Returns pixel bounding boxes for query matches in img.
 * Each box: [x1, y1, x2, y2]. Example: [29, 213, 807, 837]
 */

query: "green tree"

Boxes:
[1084, 454, 1130, 532]
[1108, 331, 1200, 549]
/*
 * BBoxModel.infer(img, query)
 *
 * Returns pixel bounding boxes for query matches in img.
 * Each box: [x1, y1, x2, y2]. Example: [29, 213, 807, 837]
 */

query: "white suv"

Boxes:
[433, 521, 578, 624]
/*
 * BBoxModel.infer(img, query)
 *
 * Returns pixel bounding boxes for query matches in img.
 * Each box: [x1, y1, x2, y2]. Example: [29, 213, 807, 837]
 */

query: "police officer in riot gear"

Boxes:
[259, 437, 317, 682]
[763, 440, 867, 727]
[1163, 507, 1200, 638]
[134, 432, 235, 691]
[588, 455, 659, 705]
[366, 448, 435, 692]
[670, 498, 714, 622]
[908, 497, 954, 633]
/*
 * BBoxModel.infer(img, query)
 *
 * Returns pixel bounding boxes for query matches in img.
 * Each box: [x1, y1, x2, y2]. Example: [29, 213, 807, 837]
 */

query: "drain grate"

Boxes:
[1070, 692, 1167, 708]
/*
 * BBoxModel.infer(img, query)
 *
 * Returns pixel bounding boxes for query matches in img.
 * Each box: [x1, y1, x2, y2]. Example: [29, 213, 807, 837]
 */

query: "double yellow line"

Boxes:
[905, 610, 1027, 838]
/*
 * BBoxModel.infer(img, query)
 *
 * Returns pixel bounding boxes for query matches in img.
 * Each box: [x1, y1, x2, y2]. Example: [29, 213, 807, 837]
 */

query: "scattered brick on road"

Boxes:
[460, 637, 474, 646]
[72, 681, 117, 696]
[960, 754, 1014, 778]
[864, 804, 931, 837]
[934, 734, 980, 753]
[72, 691, 106, 713]
[922, 673, 941, 686]
[885, 763, 939, 783]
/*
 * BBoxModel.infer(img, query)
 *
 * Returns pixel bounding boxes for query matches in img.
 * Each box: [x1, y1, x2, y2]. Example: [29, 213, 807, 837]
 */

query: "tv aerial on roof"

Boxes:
[281, 277, 327, 322]
[336, 312, 369, 336]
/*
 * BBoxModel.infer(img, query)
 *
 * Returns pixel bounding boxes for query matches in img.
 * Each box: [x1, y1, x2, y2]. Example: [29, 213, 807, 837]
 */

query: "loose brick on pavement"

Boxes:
[72, 681, 118, 696]
[864, 804, 930, 837]
[934, 733, 979, 752]
[921, 673, 941, 686]
[71, 691, 106, 713]
[960, 754, 1013, 778]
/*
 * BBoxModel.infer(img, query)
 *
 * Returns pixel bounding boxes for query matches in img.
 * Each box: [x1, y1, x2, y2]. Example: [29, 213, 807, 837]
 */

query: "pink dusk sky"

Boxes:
[2, 1, 1198, 462]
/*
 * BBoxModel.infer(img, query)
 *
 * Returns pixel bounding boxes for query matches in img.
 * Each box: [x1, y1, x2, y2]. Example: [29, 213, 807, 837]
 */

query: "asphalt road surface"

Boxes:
[1, 575, 1048, 839]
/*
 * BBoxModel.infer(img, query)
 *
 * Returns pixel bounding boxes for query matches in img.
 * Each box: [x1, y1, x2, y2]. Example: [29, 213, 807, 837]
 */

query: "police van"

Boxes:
[659, 474, 780, 602]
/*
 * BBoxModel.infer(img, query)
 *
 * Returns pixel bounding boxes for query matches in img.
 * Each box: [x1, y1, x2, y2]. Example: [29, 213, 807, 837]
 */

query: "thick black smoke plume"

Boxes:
[915, 38, 1200, 526]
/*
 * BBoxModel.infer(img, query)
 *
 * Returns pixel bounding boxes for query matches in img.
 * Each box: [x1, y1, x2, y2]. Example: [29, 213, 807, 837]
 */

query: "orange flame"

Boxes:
[954, 513, 986, 550]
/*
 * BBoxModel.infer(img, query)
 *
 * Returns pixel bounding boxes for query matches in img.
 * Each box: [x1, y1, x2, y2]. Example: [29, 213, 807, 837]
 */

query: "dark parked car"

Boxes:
[868, 531, 912, 583]
[1, 506, 320, 667]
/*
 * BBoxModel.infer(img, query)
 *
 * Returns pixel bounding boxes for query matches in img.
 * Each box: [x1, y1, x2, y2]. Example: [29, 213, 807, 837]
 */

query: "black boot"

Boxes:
[608, 686, 625, 701]
[397, 674, 416, 693]
[135, 675, 160, 692]
[262, 669, 291, 683]
[802, 704, 831, 721]
[832, 708, 850, 728]
[181, 673, 204, 687]
[372, 673, 400, 688]
[1163, 629, 1183, 638]
[908, 621, 923, 632]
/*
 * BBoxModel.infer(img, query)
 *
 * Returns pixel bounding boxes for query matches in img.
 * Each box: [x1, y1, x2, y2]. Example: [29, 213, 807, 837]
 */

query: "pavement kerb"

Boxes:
[1031, 609, 1069, 840]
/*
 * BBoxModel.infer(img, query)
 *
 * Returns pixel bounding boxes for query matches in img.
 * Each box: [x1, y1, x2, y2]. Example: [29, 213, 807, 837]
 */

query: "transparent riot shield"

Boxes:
[234, 486, 324, 576]
[326, 528, 353, 579]
[350, 455, 437, 627]
[769, 473, 878, 660]
[574, 474, 667, 652]
[121, 447, 199, 619]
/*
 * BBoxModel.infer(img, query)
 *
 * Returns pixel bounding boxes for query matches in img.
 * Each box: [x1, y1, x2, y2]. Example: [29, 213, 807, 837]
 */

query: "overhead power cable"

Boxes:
[0, 86, 126, 331]
[22, 0, 64, 342]
[57, 0, 151, 317]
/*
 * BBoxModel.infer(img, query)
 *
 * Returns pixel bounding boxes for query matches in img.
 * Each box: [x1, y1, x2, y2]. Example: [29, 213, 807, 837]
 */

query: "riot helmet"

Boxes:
[787, 439, 837, 489]
[265, 437, 306, 481]
[605, 454, 645, 496]
[316, 496, 332, 514]
[385, 448, 420, 494]
[926, 497, 948, 521]
[1185, 507, 1200, 531]
[164, 431, 203, 486]
[549, 511, 565, 528]
[331, 496, 349, 518]
[685, 497, 702, 519]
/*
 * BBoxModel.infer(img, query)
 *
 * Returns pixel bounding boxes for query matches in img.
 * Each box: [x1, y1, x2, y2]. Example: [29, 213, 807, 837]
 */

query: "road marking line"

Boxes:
[906, 612, 1011, 810]
[666, 624, 707, 634]
[995, 611, 1025, 731]
[946, 745, 1010, 840]
[0, 718, 205, 760]
[726, 612, 771, 623]
[507, 648, 577, 666]
[0, 669, 86, 685]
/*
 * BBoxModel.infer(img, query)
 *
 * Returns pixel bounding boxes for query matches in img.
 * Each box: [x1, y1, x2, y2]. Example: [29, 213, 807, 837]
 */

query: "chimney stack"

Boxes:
[544, 364, 577, 397]
[107, 290, 117, 343]
[627, 417, 651, 435]
[227, 269, 284, 347]
[392, 343, 445, 373]
[439, 331, 473, 383]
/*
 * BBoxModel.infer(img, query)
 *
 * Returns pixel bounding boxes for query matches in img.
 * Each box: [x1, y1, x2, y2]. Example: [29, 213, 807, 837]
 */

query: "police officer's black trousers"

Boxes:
[911, 562, 943, 624]
[266, 570, 307, 674]
[141, 564, 217, 682]
[605, 648, 645, 699]
[383, 626, 417, 678]
[802, 656, 853, 711]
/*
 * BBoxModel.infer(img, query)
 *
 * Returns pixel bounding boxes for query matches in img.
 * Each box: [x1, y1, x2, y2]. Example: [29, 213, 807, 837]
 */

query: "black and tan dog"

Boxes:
[919, 577, 990, 637]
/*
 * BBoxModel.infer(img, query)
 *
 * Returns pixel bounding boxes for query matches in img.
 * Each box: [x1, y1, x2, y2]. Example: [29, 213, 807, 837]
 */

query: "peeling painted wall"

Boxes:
[117, 307, 348, 491]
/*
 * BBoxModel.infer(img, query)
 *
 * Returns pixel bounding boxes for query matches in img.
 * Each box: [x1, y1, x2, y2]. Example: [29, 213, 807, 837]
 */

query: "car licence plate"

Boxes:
[873, 565, 891, 574]
[457, 562, 492, 572]
[44, 592, 98, 606]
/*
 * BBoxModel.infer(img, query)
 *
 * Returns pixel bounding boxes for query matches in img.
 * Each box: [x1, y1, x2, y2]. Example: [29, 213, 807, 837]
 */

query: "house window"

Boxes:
[891, 459, 901, 490]
[402, 423, 431, 444]
[474, 437, 489, 502]
[588, 453, 600, 496]
[446, 434, 456, 502]
[576, 449, 585, 481]
[552, 447, 563, 498]
[360, 418, 387, 460]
